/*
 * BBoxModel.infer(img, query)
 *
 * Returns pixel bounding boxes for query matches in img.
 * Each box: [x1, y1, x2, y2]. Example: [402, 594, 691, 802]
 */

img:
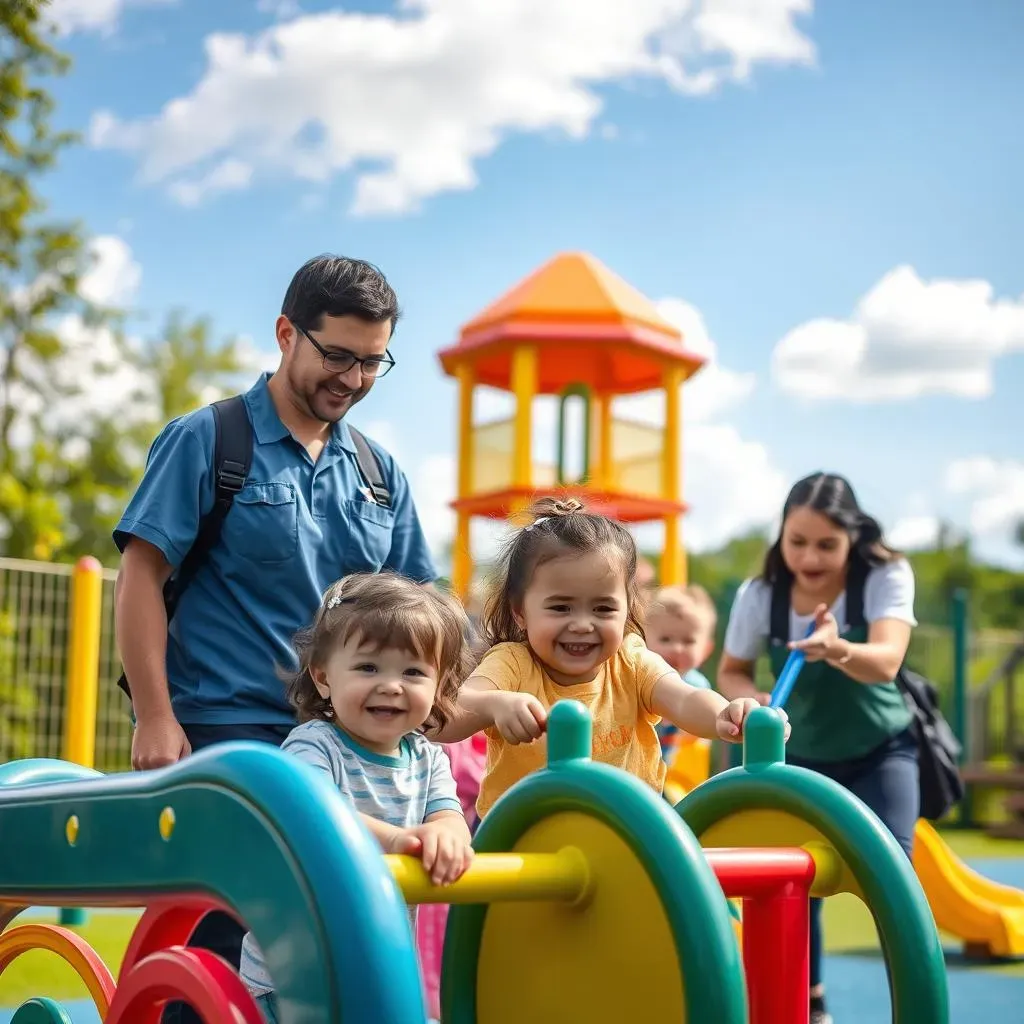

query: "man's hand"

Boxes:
[131, 712, 191, 770]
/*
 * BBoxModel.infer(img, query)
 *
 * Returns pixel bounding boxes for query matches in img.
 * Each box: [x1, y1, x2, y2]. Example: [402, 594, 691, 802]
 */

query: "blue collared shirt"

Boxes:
[113, 373, 437, 725]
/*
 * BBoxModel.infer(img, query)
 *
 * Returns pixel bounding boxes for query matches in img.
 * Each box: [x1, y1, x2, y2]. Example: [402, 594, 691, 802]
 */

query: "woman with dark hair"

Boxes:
[717, 472, 919, 1024]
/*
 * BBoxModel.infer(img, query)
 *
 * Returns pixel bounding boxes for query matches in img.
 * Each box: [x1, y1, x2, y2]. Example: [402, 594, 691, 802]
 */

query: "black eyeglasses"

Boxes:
[295, 323, 396, 378]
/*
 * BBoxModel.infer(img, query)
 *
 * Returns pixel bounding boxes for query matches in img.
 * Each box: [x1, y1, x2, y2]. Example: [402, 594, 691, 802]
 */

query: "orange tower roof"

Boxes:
[438, 252, 704, 395]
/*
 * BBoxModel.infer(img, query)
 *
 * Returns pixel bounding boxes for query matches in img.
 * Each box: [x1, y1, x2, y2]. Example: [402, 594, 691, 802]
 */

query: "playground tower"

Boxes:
[437, 252, 705, 599]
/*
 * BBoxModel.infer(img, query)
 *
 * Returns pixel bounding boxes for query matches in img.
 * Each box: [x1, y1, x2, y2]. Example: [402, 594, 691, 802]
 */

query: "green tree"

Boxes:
[0, 0, 112, 560]
[44, 310, 250, 566]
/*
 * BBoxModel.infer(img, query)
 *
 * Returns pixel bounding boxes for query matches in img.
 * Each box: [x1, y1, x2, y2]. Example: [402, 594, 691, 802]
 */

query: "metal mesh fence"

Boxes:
[0, 558, 132, 771]
[0, 557, 1020, 774]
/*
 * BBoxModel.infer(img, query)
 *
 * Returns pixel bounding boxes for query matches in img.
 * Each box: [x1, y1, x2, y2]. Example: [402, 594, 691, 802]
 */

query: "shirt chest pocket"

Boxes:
[339, 499, 395, 574]
[224, 482, 298, 564]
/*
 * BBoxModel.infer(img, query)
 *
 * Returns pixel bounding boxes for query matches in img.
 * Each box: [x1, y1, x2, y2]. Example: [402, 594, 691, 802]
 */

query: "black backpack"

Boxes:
[115, 394, 390, 699]
[770, 562, 965, 822]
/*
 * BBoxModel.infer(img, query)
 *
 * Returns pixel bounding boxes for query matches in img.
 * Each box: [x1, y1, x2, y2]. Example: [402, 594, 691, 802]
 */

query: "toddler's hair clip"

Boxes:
[326, 594, 343, 610]
[525, 515, 551, 532]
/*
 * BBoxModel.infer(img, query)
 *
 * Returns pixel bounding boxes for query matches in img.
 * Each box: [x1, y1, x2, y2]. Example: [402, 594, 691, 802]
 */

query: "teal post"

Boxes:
[952, 587, 972, 826]
[952, 587, 968, 752]
[677, 708, 950, 1023]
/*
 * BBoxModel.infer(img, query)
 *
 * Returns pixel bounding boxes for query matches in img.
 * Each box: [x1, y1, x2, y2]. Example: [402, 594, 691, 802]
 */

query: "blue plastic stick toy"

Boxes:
[768, 621, 816, 709]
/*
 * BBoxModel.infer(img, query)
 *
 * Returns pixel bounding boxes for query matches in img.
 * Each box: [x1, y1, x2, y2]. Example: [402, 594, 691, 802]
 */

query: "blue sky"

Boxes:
[43, 0, 1024, 570]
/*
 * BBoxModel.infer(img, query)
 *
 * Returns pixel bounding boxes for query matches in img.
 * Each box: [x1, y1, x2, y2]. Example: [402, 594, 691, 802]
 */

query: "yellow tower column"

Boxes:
[661, 366, 685, 585]
[510, 345, 537, 514]
[452, 362, 475, 600]
[594, 392, 613, 490]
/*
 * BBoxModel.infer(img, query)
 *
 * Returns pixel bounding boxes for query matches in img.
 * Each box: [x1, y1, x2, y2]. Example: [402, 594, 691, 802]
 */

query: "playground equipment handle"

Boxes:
[768, 622, 816, 709]
[385, 848, 590, 904]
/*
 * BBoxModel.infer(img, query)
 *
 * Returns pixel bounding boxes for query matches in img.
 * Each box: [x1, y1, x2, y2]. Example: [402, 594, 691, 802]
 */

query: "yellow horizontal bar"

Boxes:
[804, 841, 846, 898]
[384, 847, 590, 905]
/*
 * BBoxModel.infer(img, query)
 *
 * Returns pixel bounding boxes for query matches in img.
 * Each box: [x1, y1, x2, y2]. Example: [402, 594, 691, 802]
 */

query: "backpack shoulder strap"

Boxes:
[769, 575, 791, 647]
[348, 425, 391, 507]
[165, 394, 253, 618]
[845, 558, 868, 631]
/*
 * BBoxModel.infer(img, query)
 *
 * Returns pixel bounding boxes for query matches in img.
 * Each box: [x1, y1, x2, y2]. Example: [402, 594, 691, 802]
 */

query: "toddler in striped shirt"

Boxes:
[239, 571, 477, 1023]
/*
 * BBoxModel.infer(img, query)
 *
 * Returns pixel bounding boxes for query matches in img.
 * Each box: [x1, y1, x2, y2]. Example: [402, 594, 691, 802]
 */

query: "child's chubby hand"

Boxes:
[406, 819, 475, 886]
[715, 698, 791, 744]
[493, 693, 547, 745]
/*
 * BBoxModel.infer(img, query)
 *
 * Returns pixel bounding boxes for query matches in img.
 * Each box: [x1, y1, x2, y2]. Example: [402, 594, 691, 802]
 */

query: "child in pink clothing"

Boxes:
[416, 734, 487, 1021]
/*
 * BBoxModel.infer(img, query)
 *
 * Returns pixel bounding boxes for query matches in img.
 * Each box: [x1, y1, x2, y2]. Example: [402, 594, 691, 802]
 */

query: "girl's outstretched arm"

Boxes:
[651, 672, 731, 740]
[427, 676, 504, 743]
[716, 653, 769, 703]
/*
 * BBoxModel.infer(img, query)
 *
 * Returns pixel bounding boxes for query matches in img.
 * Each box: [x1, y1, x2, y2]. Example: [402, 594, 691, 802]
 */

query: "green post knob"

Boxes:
[547, 700, 592, 765]
[742, 707, 786, 769]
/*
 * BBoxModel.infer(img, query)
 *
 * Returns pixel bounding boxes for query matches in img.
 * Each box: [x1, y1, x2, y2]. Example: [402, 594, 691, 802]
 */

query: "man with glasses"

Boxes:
[112, 255, 436, 1023]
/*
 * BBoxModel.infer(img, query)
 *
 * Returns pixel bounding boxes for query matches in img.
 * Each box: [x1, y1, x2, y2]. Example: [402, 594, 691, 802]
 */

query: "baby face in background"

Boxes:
[645, 587, 715, 676]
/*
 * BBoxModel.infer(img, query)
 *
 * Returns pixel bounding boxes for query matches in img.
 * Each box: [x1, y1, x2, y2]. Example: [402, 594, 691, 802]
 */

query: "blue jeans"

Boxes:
[254, 993, 279, 1023]
[787, 727, 919, 988]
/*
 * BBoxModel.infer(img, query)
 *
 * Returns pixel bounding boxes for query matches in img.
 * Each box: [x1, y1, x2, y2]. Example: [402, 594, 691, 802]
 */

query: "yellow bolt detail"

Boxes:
[159, 806, 176, 841]
[65, 815, 79, 847]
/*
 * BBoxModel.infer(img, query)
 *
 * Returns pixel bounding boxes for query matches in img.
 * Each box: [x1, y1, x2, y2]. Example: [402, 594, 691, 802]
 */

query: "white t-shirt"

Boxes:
[723, 558, 918, 660]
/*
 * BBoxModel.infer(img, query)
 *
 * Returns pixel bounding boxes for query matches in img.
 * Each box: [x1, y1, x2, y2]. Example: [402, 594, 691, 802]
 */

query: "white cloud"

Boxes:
[614, 298, 756, 426]
[258, 0, 302, 19]
[79, 234, 143, 307]
[887, 515, 941, 552]
[944, 457, 1024, 539]
[168, 158, 253, 208]
[233, 335, 281, 378]
[615, 297, 783, 551]
[48, 0, 174, 36]
[1, 236, 158, 456]
[679, 422, 787, 550]
[88, 0, 816, 214]
[773, 265, 1024, 402]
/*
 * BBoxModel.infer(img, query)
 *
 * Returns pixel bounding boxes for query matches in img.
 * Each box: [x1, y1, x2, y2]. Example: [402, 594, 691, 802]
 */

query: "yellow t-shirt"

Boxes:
[474, 633, 676, 817]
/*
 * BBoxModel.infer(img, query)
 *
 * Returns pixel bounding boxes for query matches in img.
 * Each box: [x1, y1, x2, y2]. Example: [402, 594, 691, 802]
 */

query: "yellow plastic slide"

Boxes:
[912, 819, 1024, 958]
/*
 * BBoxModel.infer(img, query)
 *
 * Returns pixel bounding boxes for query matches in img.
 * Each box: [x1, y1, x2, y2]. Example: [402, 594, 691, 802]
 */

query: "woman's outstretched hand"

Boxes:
[788, 604, 842, 662]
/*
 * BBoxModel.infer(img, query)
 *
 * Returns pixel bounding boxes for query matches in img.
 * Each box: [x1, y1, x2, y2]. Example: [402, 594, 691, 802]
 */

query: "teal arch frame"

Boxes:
[555, 384, 591, 485]
[441, 701, 747, 1023]
[0, 745, 426, 1024]
[675, 709, 949, 1023]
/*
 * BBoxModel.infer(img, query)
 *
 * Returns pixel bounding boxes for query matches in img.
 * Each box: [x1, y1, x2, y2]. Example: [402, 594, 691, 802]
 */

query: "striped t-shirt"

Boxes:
[239, 720, 463, 997]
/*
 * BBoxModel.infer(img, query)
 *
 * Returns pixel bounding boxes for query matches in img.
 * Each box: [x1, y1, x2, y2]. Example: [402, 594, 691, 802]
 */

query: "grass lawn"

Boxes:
[2, 830, 1022, 1007]
[0, 912, 139, 1009]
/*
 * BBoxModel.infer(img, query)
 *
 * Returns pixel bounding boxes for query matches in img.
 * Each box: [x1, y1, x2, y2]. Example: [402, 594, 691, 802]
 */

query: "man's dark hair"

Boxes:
[281, 254, 401, 334]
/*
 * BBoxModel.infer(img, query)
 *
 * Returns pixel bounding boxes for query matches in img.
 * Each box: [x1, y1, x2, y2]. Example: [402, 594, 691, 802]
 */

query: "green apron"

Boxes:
[768, 622, 911, 763]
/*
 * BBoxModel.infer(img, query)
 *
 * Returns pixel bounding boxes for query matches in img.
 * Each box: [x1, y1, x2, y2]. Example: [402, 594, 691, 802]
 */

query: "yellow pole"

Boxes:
[598, 392, 613, 490]
[661, 366, 685, 585]
[385, 848, 590, 905]
[589, 392, 612, 489]
[456, 362, 475, 500]
[451, 511, 472, 601]
[64, 556, 102, 768]
[61, 555, 103, 926]
[510, 345, 537, 513]
[452, 363, 476, 599]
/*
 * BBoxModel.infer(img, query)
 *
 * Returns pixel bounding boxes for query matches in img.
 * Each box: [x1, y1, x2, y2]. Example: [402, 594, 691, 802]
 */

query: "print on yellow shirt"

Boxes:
[474, 633, 675, 817]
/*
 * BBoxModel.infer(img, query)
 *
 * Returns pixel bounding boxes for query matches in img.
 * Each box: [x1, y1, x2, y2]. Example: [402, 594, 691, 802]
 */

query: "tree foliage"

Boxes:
[0, 0, 92, 560]
[0, 4, 248, 564]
